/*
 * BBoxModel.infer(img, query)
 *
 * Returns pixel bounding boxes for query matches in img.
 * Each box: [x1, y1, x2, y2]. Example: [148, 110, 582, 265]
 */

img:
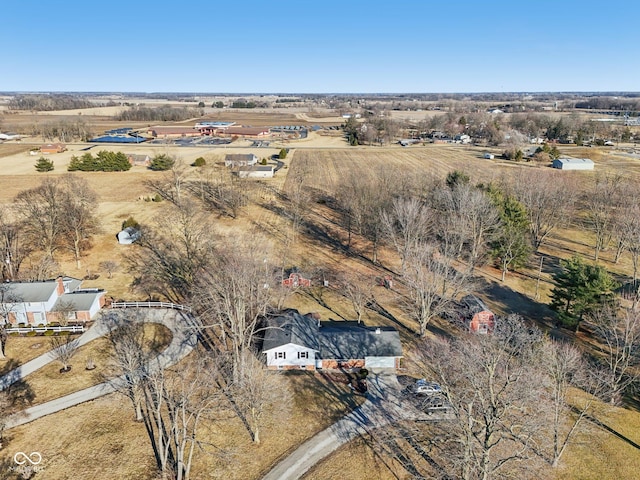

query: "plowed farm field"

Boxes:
[286, 146, 514, 194]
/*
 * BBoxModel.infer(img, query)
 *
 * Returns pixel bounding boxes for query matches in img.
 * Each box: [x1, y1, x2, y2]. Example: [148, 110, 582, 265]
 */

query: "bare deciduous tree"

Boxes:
[541, 340, 598, 467]
[99, 260, 119, 279]
[141, 352, 227, 480]
[588, 306, 640, 405]
[49, 334, 80, 371]
[194, 242, 273, 381]
[127, 200, 215, 303]
[409, 316, 549, 480]
[381, 196, 434, 273]
[231, 351, 290, 444]
[0, 284, 24, 359]
[0, 207, 32, 281]
[402, 243, 471, 336]
[582, 174, 623, 262]
[14, 178, 66, 259]
[339, 273, 374, 323]
[103, 309, 154, 422]
[59, 175, 100, 269]
[511, 169, 576, 252]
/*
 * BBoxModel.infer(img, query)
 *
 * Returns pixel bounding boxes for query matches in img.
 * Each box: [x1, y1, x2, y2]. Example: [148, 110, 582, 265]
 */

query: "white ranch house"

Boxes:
[262, 311, 403, 370]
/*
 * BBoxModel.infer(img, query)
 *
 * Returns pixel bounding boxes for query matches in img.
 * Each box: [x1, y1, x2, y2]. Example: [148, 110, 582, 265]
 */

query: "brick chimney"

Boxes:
[56, 276, 65, 295]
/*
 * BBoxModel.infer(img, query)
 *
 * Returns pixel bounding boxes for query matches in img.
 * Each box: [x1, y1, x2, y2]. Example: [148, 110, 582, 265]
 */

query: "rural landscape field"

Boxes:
[0, 89, 639, 480]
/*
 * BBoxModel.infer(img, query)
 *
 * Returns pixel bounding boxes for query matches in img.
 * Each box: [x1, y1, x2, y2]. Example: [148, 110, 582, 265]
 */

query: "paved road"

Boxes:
[262, 373, 426, 480]
[1, 308, 198, 429]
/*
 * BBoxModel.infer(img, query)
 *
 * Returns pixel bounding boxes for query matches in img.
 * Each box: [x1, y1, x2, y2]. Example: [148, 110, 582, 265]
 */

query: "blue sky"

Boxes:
[1, 0, 638, 93]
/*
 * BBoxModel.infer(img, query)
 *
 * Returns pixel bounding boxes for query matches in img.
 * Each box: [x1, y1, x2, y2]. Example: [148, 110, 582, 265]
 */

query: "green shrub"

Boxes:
[59, 330, 71, 336]
[26, 331, 37, 337]
[122, 216, 140, 230]
[43, 330, 55, 336]
[35, 156, 54, 172]
[191, 157, 206, 167]
[48, 322, 60, 327]
[149, 153, 175, 171]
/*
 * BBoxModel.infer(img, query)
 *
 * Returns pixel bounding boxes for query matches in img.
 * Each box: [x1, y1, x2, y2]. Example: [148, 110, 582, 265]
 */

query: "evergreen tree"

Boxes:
[488, 187, 531, 281]
[550, 255, 618, 331]
[35, 156, 54, 172]
[149, 153, 175, 171]
[278, 148, 287, 159]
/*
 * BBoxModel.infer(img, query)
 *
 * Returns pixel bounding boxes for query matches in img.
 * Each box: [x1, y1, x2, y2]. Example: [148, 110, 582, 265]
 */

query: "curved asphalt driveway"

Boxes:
[262, 373, 429, 480]
[0, 308, 198, 429]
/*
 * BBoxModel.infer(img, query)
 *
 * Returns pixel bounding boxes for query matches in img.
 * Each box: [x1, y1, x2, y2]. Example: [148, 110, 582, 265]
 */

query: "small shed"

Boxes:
[460, 295, 496, 334]
[552, 158, 595, 170]
[483, 153, 495, 159]
[117, 227, 141, 245]
[282, 273, 311, 288]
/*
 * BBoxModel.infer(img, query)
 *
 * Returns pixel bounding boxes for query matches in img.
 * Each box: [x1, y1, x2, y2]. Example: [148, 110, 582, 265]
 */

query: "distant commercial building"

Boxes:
[552, 158, 595, 170]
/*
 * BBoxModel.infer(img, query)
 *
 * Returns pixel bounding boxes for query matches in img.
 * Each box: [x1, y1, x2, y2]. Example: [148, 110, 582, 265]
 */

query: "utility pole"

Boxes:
[535, 255, 544, 300]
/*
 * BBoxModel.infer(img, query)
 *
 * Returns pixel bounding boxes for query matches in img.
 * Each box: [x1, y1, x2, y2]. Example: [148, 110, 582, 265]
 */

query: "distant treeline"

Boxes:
[117, 106, 203, 122]
[573, 97, 640, 112]
[68, 151, 131, 172]
[8, 94, 97, 111]
[30, 119, 93, 142]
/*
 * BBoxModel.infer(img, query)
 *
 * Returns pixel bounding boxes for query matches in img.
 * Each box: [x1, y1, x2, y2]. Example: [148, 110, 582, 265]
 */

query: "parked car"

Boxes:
[411, 379, 442, 395]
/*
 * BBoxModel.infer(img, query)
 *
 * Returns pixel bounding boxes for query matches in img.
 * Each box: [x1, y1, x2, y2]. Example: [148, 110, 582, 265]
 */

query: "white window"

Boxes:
[276, 352, 286, 359]
[298, 351, 309, 359]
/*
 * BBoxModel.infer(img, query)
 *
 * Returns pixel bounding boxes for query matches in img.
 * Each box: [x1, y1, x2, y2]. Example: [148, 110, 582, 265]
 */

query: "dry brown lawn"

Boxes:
[18, 323, 171, 407]
[1, 368, 363, 480]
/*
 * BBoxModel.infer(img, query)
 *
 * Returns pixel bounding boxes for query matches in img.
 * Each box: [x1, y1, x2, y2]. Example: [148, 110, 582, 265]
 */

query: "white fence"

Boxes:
[7, 325, 86, 334]
[110, 301, 192, 313]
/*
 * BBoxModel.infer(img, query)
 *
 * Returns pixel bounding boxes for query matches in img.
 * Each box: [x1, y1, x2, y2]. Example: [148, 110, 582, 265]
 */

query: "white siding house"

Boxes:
[224, 154, 258, 167]
[1, 277, 105, 325]
[237, 165, 274, 179]
[262, 312, 403, 371]
[263, 343, 316, 370]
[552, 158, 595, 170]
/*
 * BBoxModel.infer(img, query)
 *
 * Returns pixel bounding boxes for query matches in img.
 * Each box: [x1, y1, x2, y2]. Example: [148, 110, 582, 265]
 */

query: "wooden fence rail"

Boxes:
[110, 301, 192, 313]
[7, 325, 86, 334]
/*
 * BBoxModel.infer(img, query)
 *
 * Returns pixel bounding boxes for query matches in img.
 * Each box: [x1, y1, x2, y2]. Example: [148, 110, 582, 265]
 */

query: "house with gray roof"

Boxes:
[0, 277, 105, 326]
[262, 311, 403, 370]
[224, 153, 258, 168]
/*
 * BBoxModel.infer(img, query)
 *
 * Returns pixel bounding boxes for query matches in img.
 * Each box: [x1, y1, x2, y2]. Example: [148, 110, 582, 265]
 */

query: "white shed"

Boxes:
[117, 227, 141, 244]
[552, 158, 594, 170]
[483, 153, 495, 159]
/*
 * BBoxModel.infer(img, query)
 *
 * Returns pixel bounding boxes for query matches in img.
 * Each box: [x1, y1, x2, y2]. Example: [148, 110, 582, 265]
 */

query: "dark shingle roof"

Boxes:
[318, 322, 403, 359]
[263, 312, 319, 351]
[263, 313, 403, 359]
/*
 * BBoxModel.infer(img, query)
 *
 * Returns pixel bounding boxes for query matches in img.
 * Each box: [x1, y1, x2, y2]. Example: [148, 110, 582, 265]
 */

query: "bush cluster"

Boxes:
[68, 151, 131, 172]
